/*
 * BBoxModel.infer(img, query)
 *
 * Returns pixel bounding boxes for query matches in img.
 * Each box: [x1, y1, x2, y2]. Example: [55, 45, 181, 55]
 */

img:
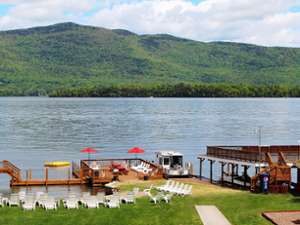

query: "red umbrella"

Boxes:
[80, 147, 97, 160]
[128, 147, 144, 158]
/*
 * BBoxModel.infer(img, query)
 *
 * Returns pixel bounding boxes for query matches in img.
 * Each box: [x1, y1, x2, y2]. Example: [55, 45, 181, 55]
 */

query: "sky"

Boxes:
[0, 0, 300, 47]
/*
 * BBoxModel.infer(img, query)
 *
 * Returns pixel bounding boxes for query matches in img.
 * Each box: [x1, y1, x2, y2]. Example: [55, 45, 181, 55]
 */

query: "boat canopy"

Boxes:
[156, 151, 183, 157]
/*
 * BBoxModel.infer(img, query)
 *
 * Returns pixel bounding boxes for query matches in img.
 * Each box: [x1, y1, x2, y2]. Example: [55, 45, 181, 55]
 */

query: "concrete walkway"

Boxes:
[195, 205, 232, 225]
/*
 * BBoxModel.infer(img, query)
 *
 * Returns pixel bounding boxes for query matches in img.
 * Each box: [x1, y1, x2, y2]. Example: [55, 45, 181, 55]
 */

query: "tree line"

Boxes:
[47, 83, 300, 97]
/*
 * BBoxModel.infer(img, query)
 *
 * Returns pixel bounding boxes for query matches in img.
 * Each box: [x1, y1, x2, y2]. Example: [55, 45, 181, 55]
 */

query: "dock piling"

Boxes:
[208, 159, 215, 183]
[199, 158, 205, 180]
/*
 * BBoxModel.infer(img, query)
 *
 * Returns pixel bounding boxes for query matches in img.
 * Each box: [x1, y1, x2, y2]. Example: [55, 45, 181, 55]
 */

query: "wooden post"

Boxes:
[231, 164, 235, 185]
[26, 170, 28, 186]
[236, 164, 239, 176]
[243, 165, 249, 187]
[199, 158, 205, 180]
[221, 162, 226, 185]
[68, 168, 71, 185]
[209, 160, 215, 183]
[45, 168, 48, 186]
[296, 168, 300, 192]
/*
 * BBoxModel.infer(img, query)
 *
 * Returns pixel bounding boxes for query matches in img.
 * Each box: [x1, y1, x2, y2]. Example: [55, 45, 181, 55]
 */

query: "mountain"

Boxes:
[1, 22, 300, 95]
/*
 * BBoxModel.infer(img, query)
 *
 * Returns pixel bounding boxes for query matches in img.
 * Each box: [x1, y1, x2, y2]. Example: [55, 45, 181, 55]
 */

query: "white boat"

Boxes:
[156, 151, 192, 178]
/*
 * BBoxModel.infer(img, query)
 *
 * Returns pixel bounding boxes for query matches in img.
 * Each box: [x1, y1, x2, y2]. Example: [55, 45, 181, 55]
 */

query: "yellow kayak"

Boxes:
[44, 161, 70, 167]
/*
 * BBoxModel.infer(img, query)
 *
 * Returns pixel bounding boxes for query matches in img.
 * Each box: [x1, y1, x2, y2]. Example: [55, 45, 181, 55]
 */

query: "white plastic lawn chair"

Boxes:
[82, 196, 99, 208]
[162, 193, 173, 203]
[121, 192, 135, 204]
[63, 198, 79, 209]
[44, 197, 57, 210]
[96, 193, 105, 206]
[8, 194, 20, 207]
[106, 196, 120, 208]
[22, 196, 36, 210]
[147, 192, 163, 204]
[132, 187, 139, 196]
[18, 191, 26, 203]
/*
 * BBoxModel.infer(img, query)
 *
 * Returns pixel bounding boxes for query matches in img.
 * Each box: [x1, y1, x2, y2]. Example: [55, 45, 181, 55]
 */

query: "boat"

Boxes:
[155, 151, 193, 178]
[44, 161, 70, 167]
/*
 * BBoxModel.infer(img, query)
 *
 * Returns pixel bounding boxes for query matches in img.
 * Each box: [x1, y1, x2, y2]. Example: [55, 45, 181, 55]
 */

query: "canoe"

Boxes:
[44, 161, 70, 167]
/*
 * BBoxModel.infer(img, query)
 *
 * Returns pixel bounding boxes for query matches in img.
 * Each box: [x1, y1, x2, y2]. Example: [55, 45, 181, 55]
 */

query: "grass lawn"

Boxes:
[0, 179, 300, 225]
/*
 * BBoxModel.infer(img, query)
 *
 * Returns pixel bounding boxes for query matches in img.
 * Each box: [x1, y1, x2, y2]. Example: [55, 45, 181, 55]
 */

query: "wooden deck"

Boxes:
[200, 145, 294, 193]
[0, 158, 163, 187]
[10, 179, 84, 186]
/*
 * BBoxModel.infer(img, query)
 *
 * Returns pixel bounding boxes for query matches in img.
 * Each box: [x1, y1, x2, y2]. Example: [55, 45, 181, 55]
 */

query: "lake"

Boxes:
[1, 97, 300, 194]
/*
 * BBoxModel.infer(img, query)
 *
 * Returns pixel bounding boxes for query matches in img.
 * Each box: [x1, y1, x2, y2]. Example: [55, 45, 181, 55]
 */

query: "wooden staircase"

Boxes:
[0, 160, 21, 185]
[250, 152, 290, 193]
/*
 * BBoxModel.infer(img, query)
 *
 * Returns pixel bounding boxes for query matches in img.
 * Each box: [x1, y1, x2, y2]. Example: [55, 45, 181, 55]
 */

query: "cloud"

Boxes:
[0, 0, 96, 29]
[87, 0, 300, 47]
[1, 0, 300, 47]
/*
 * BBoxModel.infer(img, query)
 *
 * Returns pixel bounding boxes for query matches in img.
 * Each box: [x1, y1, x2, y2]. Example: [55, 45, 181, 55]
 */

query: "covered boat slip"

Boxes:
[0, 158, 163, 187]
[198, 145, 300, 191]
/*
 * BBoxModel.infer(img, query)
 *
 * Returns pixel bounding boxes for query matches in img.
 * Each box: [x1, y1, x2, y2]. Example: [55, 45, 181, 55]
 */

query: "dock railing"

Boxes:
[207, 147, 260, 162]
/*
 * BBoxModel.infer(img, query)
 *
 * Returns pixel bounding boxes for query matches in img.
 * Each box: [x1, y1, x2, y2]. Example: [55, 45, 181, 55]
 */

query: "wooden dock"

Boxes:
[10, 179, 84, 186]
[0, 158, 163, 187]
[198, 145, 295, 193]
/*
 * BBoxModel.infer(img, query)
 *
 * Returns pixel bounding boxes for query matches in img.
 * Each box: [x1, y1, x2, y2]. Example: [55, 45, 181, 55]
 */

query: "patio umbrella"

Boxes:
[128, 147, 145, 158]
[80, 147, 97, 160]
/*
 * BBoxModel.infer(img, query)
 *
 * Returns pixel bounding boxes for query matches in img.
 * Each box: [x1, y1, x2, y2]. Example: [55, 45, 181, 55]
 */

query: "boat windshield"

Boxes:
[171, 156, 182, 168]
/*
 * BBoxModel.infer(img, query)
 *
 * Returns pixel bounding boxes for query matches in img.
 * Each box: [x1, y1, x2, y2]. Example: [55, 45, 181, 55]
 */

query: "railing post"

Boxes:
[68, 168, 71, 185]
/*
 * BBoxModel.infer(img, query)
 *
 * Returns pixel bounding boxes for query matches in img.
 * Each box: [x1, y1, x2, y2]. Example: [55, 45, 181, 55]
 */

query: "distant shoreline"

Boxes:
[1, 83, 300, 97]
[48, 83, 300, 98]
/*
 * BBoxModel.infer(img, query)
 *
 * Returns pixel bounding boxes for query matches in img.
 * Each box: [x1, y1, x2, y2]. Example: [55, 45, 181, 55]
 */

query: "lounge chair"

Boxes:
[165, 181, 178, 193]
[182, 185, 192, 195]
[173, 183, 185, 194]
[177, 184, 189, 195]
[156, 180, 171, 191]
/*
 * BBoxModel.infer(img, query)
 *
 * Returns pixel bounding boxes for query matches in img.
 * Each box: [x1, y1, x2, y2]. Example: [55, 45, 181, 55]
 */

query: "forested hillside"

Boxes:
[1, 22, 300, 96]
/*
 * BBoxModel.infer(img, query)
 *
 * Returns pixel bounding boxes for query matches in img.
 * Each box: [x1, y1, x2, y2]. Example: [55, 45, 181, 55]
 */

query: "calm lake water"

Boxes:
[1, 97, 300, 195]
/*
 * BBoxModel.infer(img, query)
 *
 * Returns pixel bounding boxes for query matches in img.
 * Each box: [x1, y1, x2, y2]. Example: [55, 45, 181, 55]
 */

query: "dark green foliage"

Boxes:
[1, 22, 300, 96]
[49, 83, 300, 97]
